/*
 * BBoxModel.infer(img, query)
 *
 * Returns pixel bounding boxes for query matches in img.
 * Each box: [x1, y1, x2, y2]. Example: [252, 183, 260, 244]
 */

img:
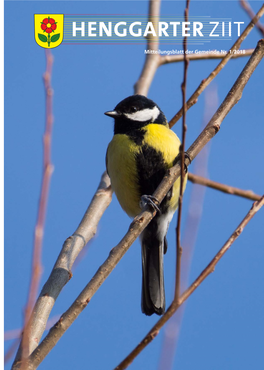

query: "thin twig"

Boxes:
[175, 0, 190, 303]
[160, 49, 254, 65]
[115, 195, 264, 370]
[18, 50, 54, 369]
[188, 173, 262, 201]
[168, 4, 264, 127]
[14, 38, 264, 370]
[134, 0, 161, 95]
[240, 0, 264, 36]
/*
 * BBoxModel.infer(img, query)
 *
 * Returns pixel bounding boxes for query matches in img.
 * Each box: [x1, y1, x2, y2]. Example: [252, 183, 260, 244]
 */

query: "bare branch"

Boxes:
[188, 173, 262, 201]
[134, 0, 161, 95]
[14, 38, 264, 370]
[12, 172, 112, 367]
[115, 195, 264, 370]
[240, 0, 264, 36]
[175, 0, 190, 303]
[168, 4, 264, 128]
[160, 48, 254, 65]
[18, 50, 54, 369]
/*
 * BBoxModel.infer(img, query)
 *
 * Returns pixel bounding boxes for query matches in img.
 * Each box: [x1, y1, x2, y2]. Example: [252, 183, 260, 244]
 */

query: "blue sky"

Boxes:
[5, 1, 264, 369]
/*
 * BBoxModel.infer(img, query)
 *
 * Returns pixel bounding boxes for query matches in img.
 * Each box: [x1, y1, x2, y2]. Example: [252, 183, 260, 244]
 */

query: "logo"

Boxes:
[34, 14, 64, 48]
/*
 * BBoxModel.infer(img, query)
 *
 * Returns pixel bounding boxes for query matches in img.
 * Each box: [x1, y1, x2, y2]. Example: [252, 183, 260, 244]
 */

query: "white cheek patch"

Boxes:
[124, 105, 160, 122]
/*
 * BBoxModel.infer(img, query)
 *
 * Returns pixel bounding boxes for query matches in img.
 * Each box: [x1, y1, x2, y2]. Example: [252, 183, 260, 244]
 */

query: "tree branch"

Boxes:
[188, 173, 262, 201]
[115, 195, 264, 369]
[175, 0, 190, 303]
[14, 38, 264, 370]
[168, 4, 264, 127]
[134, 0, 161, 95]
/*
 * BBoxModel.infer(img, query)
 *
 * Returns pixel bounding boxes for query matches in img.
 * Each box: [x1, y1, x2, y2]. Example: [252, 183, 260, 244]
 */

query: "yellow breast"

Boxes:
[107, 134, 141, 217]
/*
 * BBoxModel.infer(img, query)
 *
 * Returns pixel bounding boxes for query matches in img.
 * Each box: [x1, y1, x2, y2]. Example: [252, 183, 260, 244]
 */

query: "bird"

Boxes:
[105, 95, 187, 316]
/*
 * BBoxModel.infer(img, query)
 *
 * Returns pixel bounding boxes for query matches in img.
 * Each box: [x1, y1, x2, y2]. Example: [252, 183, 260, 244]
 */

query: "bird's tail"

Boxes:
[141, 232, 165, 316]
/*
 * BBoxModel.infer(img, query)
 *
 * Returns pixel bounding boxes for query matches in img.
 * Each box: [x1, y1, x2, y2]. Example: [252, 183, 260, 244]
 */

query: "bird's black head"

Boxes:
[105, 95, 168, 135]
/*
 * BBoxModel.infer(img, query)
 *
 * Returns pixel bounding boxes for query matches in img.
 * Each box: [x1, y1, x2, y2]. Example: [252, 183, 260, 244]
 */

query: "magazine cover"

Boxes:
[5, 1, 264, 369]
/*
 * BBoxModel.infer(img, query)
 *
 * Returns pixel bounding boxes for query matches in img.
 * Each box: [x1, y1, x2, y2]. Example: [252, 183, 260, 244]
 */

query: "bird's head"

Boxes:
[105, 95, 167, 135]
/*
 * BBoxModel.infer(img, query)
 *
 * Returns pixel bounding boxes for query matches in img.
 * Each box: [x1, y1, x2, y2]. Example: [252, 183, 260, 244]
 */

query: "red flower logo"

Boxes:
[38, 16, 60, 47]
[41, 17, 57, 34]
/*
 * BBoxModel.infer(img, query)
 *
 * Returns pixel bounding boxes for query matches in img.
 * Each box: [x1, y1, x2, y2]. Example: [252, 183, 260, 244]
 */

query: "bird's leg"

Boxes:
[140, 195, 160, 213]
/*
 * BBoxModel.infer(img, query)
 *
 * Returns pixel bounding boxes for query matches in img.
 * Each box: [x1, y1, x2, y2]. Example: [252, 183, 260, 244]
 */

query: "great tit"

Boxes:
[105, 95, 187, 316]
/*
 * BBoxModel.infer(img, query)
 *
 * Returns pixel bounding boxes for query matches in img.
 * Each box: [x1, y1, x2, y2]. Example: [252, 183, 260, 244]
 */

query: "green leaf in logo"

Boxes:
[51, 34, 60, 43]
[38, 33, 47, 43]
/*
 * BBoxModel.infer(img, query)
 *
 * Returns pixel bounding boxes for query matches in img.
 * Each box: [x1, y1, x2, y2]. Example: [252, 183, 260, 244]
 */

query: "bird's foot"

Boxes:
[174, 151, 191, 173]
[140, 195, 160, 213]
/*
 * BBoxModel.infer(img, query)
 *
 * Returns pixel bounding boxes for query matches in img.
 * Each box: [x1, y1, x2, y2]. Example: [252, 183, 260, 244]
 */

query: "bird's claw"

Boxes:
[174, 152, 191, 173]
[140, 195, 160, 213]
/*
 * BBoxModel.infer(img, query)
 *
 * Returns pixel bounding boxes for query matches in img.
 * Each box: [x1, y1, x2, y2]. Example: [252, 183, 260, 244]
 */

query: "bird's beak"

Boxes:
[104, 110, 121, 118]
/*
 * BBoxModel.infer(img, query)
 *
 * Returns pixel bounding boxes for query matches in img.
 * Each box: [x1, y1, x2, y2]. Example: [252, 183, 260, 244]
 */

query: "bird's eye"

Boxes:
[130, 106, 137, 113]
